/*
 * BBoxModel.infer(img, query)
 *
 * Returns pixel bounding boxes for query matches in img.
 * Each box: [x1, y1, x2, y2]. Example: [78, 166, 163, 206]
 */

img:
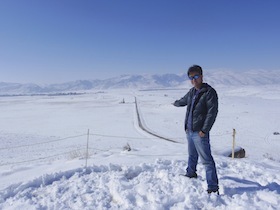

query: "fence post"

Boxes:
[85, 129, 90, 167]
[232, 128, 236, 159]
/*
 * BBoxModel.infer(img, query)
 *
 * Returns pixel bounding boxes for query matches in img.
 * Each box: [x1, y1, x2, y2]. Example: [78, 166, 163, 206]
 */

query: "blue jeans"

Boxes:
[186, 131, 219, 190]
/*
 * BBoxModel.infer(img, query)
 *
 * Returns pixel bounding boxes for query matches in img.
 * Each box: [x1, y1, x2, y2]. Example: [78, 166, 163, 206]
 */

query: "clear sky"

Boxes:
[1, 0, 280, 84]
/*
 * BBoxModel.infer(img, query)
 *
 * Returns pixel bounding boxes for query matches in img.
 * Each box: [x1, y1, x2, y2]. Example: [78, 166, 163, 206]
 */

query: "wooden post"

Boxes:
[85, 129, 90, 167]
[232, 129, 236, 159]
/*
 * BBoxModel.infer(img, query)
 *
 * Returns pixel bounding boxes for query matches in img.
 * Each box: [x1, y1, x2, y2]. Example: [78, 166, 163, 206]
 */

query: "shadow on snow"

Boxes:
[221, 176, 280, 196]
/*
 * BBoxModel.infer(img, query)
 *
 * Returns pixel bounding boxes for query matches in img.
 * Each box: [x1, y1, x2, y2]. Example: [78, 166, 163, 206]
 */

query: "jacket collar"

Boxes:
[191, 83, 209, 93]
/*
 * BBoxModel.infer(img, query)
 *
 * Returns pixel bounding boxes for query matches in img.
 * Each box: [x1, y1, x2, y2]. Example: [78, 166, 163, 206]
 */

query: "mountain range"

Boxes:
[1, 70, 279, 94]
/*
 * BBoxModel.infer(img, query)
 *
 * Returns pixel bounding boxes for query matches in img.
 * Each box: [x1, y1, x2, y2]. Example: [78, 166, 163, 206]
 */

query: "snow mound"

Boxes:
[1, 158, 279, 209]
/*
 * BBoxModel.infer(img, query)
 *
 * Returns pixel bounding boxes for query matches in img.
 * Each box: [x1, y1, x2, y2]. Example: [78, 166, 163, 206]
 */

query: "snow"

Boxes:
[0, 85, 280, 209]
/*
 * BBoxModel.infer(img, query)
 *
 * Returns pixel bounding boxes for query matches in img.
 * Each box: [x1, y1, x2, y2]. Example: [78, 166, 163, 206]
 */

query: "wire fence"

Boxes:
[0, 134, 87, 151]
[0, 130, 235, 167]
[2, 124, 279, 168]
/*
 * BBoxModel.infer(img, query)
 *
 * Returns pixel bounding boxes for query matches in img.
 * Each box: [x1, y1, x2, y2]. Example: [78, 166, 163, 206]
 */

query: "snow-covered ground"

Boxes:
[0, 85, 280, 209]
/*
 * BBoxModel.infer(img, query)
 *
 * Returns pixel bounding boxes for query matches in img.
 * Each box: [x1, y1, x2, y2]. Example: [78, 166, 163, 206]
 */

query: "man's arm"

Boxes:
[173, 92, 189, 107]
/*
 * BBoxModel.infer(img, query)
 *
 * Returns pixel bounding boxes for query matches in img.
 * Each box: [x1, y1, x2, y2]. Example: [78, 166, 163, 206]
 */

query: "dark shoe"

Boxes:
[207, 189, 219, 195]
[184, 172, 198, 179]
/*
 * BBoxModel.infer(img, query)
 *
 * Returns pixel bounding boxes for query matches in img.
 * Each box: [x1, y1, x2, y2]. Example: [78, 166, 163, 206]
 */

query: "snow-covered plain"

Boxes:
[0, 84, 280, 209]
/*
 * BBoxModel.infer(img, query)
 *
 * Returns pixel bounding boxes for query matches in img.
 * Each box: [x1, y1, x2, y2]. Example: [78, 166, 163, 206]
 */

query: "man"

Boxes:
[173, 65, 219, 194]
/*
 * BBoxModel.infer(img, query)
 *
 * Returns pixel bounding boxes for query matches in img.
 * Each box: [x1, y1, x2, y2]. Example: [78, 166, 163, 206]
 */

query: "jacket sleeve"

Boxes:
[173, 92, 189, 107]
[201, 88, 218, 133]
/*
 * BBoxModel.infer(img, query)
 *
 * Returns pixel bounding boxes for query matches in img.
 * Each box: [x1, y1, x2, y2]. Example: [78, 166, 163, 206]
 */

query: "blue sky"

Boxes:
[1, 0, 280, 83]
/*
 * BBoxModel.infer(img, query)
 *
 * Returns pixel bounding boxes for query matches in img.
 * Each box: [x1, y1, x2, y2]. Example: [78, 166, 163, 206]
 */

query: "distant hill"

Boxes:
[0, 70, 279, 94]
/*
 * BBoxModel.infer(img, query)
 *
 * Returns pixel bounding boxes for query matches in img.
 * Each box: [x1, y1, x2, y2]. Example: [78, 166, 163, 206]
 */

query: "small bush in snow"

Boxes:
[68, 150, 86, 160]
[123, 143, 131, 151]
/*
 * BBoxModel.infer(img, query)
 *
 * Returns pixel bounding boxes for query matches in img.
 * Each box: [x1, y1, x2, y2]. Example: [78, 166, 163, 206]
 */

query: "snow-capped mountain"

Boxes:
[0, 70, 279, 94]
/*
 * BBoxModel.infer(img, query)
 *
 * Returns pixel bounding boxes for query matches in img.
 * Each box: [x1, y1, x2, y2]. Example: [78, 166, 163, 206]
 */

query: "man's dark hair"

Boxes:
[188, 65, 203, 76]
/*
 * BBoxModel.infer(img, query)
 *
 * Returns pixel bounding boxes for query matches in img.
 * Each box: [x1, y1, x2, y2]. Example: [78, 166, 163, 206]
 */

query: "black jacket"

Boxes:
[174, 83, 218, 133]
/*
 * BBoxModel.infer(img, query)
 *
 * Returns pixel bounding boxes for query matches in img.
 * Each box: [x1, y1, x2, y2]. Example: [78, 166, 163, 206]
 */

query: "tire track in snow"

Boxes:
[134, 97, 179, 143]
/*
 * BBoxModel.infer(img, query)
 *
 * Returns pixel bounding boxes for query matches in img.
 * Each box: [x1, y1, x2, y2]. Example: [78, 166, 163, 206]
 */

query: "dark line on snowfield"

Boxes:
[134, 97, 179, 143]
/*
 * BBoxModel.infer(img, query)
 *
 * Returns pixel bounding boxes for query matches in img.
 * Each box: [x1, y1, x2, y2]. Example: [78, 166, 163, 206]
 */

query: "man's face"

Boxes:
[188, 72, 203, 89]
